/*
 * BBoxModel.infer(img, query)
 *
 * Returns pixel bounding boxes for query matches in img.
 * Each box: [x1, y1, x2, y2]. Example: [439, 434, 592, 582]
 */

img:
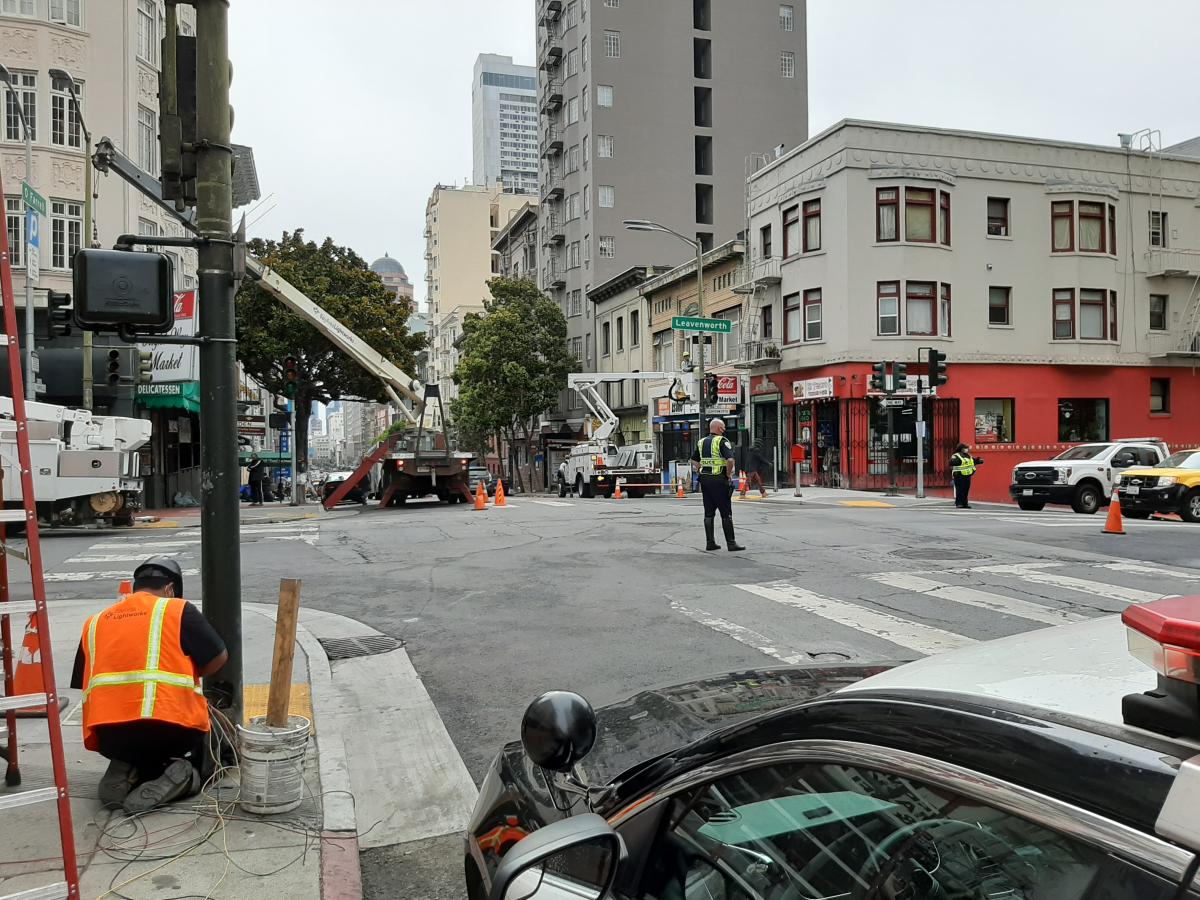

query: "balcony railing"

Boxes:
[543, 262, 566, 289]
[733, 340, 783, 369]
[542, 213, 565, 245]
[541, 79, 564, 113]
[540, 126, 563, 158]
[537, 0, 563, 24]
[541, 165, 564, 201]
[734, 257, 782, 288]
[1146, 248, 1200, 278]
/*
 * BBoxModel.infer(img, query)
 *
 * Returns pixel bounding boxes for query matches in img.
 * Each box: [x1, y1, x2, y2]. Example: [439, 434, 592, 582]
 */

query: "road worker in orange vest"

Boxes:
[70, 557, 227, 813]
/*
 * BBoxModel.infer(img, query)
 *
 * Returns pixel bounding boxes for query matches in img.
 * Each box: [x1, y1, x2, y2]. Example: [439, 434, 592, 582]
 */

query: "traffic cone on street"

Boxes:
[614, 478, 623, 500]
[495, 480, 507, 507]
[118, 579, 132, 597]
[473, 481, 488, 510]
[738, 471, 748, 497]
[676, 478, 686, 499]
[12, 613, 52, 718]
[1103, 500, 1125, 535]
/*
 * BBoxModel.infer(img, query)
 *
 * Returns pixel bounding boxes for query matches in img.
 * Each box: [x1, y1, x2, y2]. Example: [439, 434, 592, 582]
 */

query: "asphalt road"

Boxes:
[32, 491, 1200, 898]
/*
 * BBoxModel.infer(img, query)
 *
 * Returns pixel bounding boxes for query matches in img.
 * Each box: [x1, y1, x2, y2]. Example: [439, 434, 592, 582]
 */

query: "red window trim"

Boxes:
[802, 287, 822, 341]
[905, 280, 936, 336]
[939, 282, 952, 337]
[876, 188, 898, 243]
[1109, 289, 1118, 343]
[1051, 200, 1074, 253]
[1107, 205, 1117, 255]
[760, 223, 773, 258]
[1078, 201, 1106, 253]
[802, 199, 821, 253]
[939, 191, 951, 246]
[1052, 288, 1076, 340]
[782, 205, 800, 258]
[1079, 288, 1108, 340]
[877, 280, 900, 335]
[783, 292, 802, 344]
[905, 188, 936, 243]
[761, 304, 773, 340]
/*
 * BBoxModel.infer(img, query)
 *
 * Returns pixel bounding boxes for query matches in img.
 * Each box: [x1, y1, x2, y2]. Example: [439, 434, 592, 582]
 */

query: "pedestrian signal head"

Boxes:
[137, 351, 153, 385]
[106, 349, 122, 386]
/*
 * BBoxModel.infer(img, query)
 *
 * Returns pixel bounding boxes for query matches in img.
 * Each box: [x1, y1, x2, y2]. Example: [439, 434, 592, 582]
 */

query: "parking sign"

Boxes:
[22, 182, 44, 285]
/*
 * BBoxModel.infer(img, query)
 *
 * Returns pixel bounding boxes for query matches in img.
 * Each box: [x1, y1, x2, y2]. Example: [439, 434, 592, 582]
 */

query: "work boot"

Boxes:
[722, 518, 745, 552]
[122, 759, 199, 814]
[98, 759, 138, 809]
[704, 517, 720, 551]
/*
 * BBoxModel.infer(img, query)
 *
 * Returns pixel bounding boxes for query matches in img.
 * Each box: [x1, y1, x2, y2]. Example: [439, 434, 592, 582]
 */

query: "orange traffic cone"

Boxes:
[1103, 499, 1125, 535]
[495, 480, 507, 507]
[738, 471, 748, 497]
[613, 478, 623, 500]
[676, 478, 686, 499]
[12, 613, 55, 718]
[118, 579, 132, 597]
[474, 481, 488, 510]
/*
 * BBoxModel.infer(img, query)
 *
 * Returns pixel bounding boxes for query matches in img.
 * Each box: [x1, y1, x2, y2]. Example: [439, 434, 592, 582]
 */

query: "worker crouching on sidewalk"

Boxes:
[71, 557, 228, 813]
[691, 418, 746, 552]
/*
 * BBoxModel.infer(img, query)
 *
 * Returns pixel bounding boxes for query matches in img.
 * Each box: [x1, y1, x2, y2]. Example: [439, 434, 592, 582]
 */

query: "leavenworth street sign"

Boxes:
[671, 316, 731, 333]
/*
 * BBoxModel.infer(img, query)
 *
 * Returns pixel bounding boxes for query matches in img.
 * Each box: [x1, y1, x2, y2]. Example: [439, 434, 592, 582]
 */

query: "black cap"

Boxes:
[133, 557, 184, 597]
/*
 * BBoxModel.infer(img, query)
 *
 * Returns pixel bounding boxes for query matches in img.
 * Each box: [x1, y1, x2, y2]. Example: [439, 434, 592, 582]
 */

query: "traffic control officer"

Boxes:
[950, 442, 983, 508]
[690, 418, 746, 552]
[71, 557, 227, 813]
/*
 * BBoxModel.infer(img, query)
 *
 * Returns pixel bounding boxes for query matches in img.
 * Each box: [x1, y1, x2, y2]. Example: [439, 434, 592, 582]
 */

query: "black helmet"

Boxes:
[133, 557, 184, 597]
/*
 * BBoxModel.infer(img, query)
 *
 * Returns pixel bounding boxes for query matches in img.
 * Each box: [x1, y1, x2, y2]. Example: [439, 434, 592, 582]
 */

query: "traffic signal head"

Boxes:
[893, 361, 908, 392]
[283, 355, 299, 398]
[928, 348, 949, 386]
[869, 362, 886, 393]
[137, 350, 154, 385]
[46, 290, 72, 339]
[106, 349, 122, 386]
[705, 373, 718, 405]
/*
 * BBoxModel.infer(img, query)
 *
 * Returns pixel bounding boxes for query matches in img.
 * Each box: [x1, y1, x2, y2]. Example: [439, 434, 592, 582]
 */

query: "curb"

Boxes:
[133, 511, 359, 529]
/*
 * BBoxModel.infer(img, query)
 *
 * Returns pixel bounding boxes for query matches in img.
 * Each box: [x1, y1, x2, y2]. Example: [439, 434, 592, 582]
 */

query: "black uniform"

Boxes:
[691, 434, 745, 551]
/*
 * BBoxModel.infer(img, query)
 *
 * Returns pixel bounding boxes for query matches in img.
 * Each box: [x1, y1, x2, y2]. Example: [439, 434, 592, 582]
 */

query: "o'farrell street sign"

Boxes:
[671, 316, 731, 333]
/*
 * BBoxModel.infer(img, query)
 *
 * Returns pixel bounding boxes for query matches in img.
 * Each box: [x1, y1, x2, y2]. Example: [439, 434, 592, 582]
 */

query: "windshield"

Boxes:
[1158, 451, 1200, 469]
[1054, 445, 1107, 460]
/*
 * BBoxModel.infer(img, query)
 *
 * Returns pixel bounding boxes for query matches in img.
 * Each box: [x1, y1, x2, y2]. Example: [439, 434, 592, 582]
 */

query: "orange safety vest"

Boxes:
[80, 592, 210, 751]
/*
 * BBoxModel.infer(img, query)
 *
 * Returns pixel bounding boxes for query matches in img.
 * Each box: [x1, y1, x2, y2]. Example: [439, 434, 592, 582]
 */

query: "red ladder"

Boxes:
[0, 170, 80, 899]
[323, 436, 394, 509]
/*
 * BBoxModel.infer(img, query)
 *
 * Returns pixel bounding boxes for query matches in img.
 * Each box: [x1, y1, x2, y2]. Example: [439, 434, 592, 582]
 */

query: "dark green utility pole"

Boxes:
[193, 0, 242, 721]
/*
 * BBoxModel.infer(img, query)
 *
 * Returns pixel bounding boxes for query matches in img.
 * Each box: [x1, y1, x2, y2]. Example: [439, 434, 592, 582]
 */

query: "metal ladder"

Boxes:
[0, 169, 80, 900]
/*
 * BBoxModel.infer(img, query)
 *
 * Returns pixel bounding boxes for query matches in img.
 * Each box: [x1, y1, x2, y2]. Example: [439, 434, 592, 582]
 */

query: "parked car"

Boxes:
[321, 471, 367, 505]
[1009, 438, 1168, 514]
[466, 598, 1200, 900]
[469, 467, 503, 496]
[1116, 448, 1200, 522]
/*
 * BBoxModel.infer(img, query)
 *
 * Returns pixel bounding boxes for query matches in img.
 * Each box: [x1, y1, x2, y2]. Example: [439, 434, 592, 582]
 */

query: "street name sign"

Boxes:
[671, 316, 731, 333]
[23, 182, 44, 284]
[22, 182, 45, 216]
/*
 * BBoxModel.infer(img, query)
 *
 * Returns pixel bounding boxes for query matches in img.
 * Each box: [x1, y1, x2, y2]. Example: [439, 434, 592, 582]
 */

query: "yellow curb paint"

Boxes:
[134, 520, 182, 529]
[242, 683, 314, 729]
[838, 500, 895, 508]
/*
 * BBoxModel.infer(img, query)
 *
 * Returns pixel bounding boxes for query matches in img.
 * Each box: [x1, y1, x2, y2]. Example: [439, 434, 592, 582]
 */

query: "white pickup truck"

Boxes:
[558, 441, 660, 499]
[1009, 438, 1169, 514]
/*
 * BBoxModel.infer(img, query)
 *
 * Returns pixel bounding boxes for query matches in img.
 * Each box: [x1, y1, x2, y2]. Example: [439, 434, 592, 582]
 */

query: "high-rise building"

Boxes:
[535, 0, 808, 426]
[472, 54, 539, 195]
[370, 253, 414, 302]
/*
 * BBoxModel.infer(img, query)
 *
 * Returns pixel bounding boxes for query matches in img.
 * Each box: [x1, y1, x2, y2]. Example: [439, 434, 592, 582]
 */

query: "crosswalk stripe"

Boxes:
[92, 540, 200, 548]
[867, 572, 1087, 627]
[46, 568, 200, 583]
[530, 500, 574, 507]
[971, 564, 1166, 604]
[65, 553, 195, 565]
[670, 600, 805, 665]
[735, 581, 975, 656]
[1098, 562, 1200, 582]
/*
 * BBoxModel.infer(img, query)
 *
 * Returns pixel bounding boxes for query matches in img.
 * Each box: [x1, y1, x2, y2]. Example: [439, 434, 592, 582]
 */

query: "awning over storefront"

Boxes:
[136, 381, 201, 414]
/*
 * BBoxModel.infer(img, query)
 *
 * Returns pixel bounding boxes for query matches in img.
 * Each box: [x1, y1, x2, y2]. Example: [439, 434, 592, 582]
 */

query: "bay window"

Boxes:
[782, 204, 800, 257]
[905, 281, 935, 335]
[1051, 201, 1073, 252]
[939, 191, 951, 245]
[784, 292, 801, 343]
[939, 283, 951, 336]
[904, 188, 935, 242]
[802, 199, 820, 252]
[803, 289, 822, 341]
[1078, 288, 1106, 340]
[1078, 201, 1105, 252]
[876, 188, 898, 242]
[1052, 288, 1075, 339]
[877, 281, 900, 335]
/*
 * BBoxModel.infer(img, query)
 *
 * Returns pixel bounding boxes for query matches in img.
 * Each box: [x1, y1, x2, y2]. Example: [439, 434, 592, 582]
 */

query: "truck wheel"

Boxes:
[1016, 501, 1045, 512]
[1071, 483, 1102, 515]
[577, 476, 594, 499]
[1181, 489, 1200, 523]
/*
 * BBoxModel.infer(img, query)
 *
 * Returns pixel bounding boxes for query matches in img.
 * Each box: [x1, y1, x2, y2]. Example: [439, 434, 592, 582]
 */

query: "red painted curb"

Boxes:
[321, 832, 362, 900]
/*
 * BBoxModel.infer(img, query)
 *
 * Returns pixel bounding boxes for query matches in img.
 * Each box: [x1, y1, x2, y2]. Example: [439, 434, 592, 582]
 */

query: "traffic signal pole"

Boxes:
[194, 0, 242, 722]
[915, 379, 925, 499]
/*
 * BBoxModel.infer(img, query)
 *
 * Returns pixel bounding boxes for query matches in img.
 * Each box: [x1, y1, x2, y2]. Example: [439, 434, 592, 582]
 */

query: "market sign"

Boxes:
[792, 376, 834, 401]
[140, 291, 198, 383]
[136, 380, 201, 413]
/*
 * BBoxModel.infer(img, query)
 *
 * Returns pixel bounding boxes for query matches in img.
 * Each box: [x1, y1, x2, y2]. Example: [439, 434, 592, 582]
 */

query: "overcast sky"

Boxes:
[228, 1, 1199, 312]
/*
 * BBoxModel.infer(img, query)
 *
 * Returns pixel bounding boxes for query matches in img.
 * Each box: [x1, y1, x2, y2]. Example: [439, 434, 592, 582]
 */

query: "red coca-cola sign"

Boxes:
[173, 291, 196, 320]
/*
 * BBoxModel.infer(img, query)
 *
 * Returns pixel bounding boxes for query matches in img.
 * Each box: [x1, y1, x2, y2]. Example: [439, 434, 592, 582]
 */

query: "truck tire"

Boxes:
[1071, 482, 1102, 515]
[1181, 489, 1200, 523]
[1016, 501, 1045, 512]
[577, 475, 594, 499]
[1124, 510, 1151, 519]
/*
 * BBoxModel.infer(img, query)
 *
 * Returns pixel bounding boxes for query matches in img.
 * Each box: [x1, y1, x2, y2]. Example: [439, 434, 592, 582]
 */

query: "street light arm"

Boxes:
[621, 218, 698, 251]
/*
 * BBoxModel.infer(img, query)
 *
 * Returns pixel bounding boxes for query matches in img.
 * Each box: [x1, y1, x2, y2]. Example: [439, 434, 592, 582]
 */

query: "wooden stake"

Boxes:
[266, 578, 301, 727]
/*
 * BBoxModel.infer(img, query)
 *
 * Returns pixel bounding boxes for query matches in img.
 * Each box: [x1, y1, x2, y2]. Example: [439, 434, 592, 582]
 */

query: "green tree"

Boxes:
[452, 277, 574, 491]
[234, 229, 425, 464]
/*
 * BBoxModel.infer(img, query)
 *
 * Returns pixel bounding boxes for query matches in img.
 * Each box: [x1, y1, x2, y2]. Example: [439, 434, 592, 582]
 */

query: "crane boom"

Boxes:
[567, 371, 693, 441]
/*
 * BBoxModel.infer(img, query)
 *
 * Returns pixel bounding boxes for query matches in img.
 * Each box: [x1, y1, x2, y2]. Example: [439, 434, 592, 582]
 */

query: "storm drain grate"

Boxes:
[317, 635, 403, 661]
[891, 548, 988, 561]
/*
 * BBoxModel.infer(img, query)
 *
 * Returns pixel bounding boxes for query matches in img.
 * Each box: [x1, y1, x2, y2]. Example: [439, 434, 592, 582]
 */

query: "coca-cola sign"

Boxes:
[140, 290, 198, 383]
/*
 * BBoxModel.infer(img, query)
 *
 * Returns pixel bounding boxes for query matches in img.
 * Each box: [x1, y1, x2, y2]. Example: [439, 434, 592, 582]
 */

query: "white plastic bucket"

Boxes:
[237, 714, 311, 815]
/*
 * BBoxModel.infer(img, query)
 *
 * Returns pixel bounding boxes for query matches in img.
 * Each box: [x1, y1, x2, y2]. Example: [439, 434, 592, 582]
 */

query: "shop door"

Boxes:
[753, 400, 779, 480]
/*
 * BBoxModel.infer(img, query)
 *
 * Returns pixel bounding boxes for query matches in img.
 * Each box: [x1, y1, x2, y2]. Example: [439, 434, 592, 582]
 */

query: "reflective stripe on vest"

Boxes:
[700, 436, 727, 475]
[953, 453, 976, 476]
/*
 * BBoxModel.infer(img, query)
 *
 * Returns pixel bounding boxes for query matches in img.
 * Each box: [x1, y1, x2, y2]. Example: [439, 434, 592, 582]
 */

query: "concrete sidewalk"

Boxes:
[0, 588, 471, 898]
[134, 504, 356, 529]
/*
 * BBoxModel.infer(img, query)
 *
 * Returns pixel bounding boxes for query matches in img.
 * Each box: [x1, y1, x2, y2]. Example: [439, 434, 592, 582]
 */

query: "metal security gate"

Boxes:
[842, 397, 959, 491]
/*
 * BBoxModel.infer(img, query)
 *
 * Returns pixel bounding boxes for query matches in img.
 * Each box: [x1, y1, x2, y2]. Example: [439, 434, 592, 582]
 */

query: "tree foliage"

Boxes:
[451, 277, 574, 490]
[234, 230, 425, 463]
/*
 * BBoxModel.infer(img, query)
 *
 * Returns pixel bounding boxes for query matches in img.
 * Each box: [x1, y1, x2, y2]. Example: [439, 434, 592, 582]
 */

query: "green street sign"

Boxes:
[671, 316, 731, 333]
[22, 182, 46, 217]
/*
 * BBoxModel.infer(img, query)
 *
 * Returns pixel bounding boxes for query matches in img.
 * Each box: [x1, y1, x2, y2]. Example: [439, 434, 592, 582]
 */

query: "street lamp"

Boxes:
[49, 68, 96, 411]
[623, 218, 708, 462]
[0, 62, 37, 401]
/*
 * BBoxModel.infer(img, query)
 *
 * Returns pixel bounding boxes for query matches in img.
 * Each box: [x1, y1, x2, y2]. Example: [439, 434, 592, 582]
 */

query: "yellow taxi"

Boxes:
[1115, 448, 1200, 522]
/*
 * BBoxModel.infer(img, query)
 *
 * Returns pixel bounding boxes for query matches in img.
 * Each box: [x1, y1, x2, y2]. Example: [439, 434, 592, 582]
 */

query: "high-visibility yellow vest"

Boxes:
[952, 453, 976, 476]
[700, 436, 729, 475]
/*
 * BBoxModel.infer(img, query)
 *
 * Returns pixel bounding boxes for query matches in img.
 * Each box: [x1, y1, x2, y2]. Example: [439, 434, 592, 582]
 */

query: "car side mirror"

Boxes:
[488, 814, 624, 900]
[521, 691, 597, 772]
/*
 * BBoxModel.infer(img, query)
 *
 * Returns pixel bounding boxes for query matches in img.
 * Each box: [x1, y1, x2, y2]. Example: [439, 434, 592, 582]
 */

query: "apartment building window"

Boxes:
[599, 185, 615, 208]
[1078, 202, 1105, 252]
[1108, 205, 1116, 255]
[630, 310, 640, 346]
[877, 281, 900, 335]
[1079, 288, 1108, 340]
[939, 283, 952, 337]
[583, 135, 590, 166]
[0, 0, 35, 16]
[137, 105, 157, 173]
[803, 289, 822, 341]
[582, 84, 589, 119]
[567, 241, 581, 268]
[939, 191, 951, 246]
[599, 235, 614, 258]
[583, 187, 590, 218]
[566, 96, 579, 125]
[598, 134, 614, 158]
[602, 322, 611, 355]
[3, 71, 36, 142]
[1149, 210, 1168, 248]
[876, 188, 898, 242]
[695, 135, 711, 175]
[1109, 289, 1118, 342]
[652, 330, 673, 371]
[761, 305, 773, 340]
[698, 232, 713, 251]
[694, 38, 712, 79]
[570, 336, 583, 360]
[582, 37, 589, 68]
[987, 197, 1010, 236]
[784, 293, 801, 343]
[693, 0, 710, 30]
[1052, 288, 1075, 339]
[604, 0, 619, 6]
[989, 286, 1011, 325]
[604, 30, 621, 58]
[566, 48, 579, 78]
[5, 197, 23, 267]
[565, 0, 577, 28]
[568, 290, 583, 316]
[760, 224, 772, 258]
[51, 78, 83, 148]
[782, 205, 800, 256]
[137, 0, 158, 64]
[583, 234, 591, 267]
[906, 281, 935, 335]
[597, 84, 613, 107]
[905, 188, 935, 242]
[695, 184, 713, 225]
[50, 199, 81, 269]
[780, 51, 795, 78]
[615, 316, 624, 351]
[1150, 378, 1171, 414]
[694, 87, 712, 127]
[1058, 399, 1108, 442]
[780, 4, 794, 30]
[802, 199, 821, 252]
[1150, 294, 1168, 331]
[49, 0, 81, 26]
[1051, 201, 1074, 252]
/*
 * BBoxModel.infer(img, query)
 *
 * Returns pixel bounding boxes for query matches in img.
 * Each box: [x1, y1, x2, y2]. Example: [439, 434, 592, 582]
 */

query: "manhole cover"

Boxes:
[317, 635, 402, 660]
[891, 548, 987, 561]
